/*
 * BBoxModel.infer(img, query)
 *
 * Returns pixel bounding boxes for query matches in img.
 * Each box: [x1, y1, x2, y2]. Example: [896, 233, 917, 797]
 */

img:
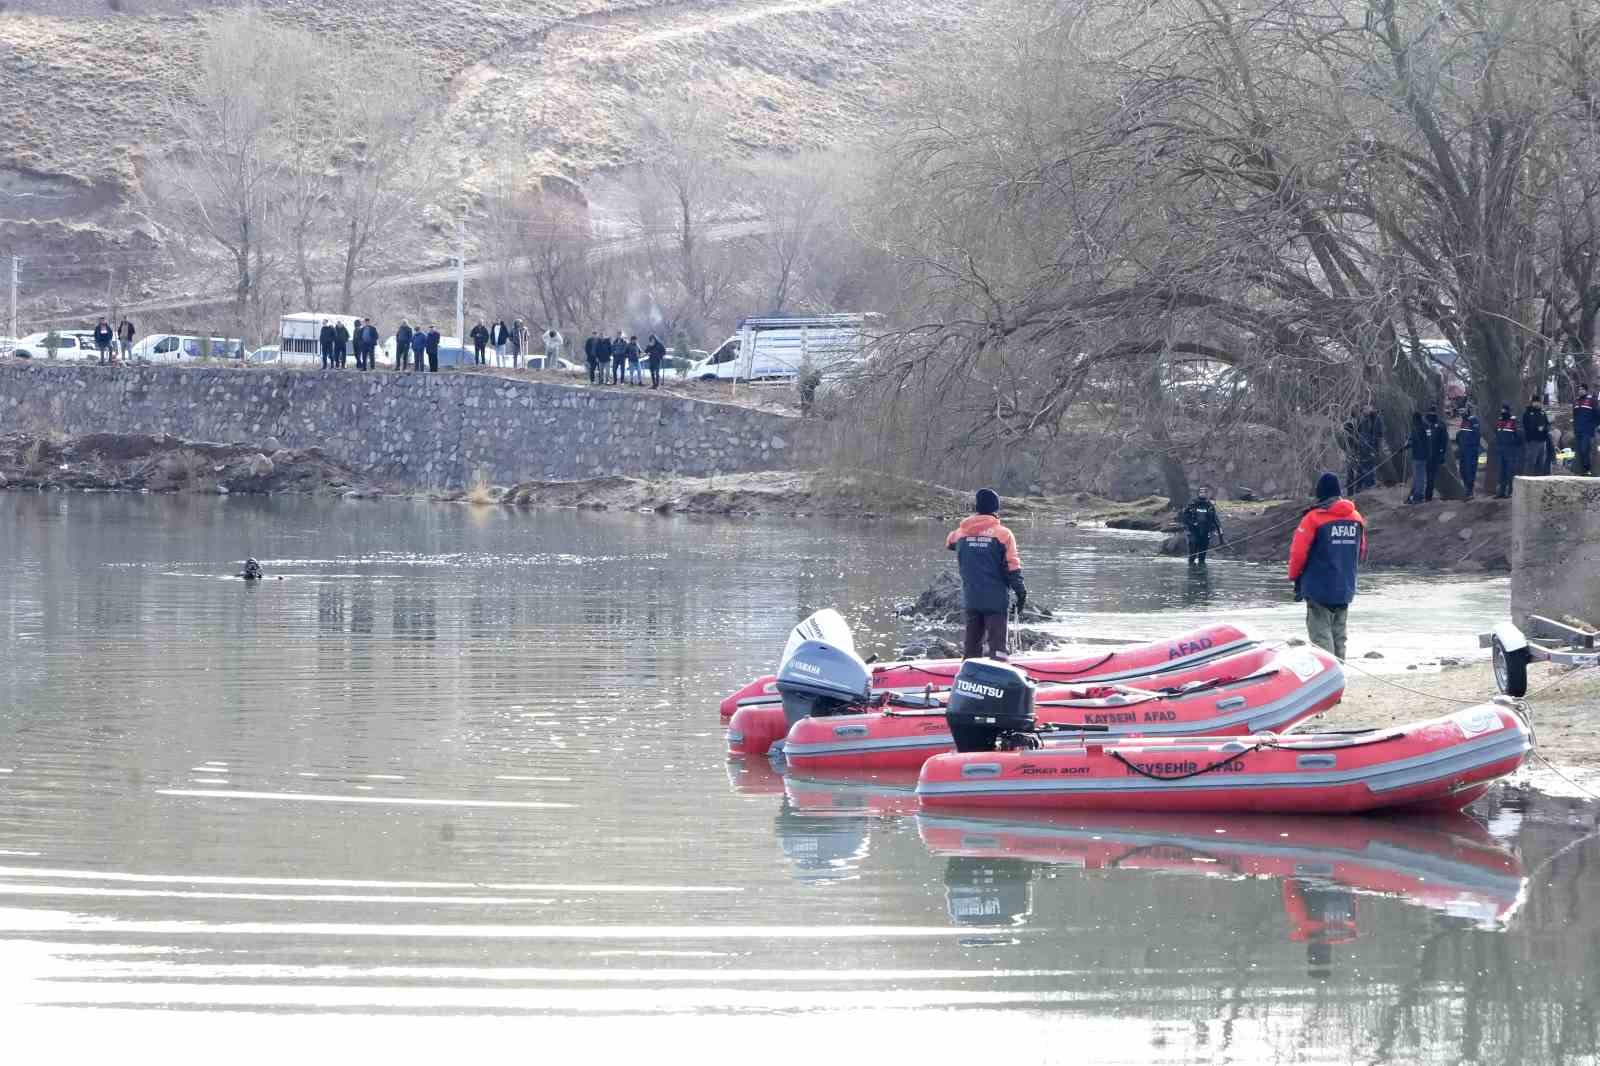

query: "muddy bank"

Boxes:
[0, 432, 378, 497]
[1319, 658, 1600, 769]
[1158, 485, 1510, 573]
[501, 470, 1159, 521]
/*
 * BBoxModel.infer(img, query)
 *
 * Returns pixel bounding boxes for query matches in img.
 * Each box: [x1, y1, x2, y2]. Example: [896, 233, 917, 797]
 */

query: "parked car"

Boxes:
[12, 330, 99, 360]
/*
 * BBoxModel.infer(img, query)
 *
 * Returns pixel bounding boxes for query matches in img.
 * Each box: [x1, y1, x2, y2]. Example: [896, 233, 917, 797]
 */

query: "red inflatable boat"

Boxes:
[916, 703, 1532, 814]
[719, 620, 1255, 722]
[780, 644, 1344, 771]
[917, 810, 1525, 928]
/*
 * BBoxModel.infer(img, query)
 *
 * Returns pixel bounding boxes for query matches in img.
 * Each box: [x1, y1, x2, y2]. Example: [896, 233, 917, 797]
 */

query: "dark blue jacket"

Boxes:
[945, 514, 1026, 614]
[1288, 499, 1366, 608]
[409, 332, 427, 355]
[1493, 416, 1521, 451]
[1408, 424, 1428, 461]
[1576, 395, 1598, 437]
[1455, 421, 1480, 459]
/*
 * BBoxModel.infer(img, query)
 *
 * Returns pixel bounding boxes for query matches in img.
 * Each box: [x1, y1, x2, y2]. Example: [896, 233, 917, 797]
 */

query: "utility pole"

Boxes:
[8, 256, 18, 345]
[454, 218, 465, 359]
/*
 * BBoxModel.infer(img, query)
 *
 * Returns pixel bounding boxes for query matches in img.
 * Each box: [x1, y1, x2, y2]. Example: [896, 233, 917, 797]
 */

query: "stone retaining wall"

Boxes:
[1511, 475, 1600, 629]
[0, 363, 817, 489]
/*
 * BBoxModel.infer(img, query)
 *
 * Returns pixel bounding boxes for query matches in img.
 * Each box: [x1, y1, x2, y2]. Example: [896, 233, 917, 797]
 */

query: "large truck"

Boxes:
[695, 313, 876, 383]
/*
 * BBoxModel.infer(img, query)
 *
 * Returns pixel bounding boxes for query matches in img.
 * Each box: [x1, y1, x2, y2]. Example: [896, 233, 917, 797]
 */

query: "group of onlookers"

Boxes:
[318, 319, 387, 370]
[467, 320, 529, 367]
[582, 331, 669, 388]
[88, 318, 137, 364]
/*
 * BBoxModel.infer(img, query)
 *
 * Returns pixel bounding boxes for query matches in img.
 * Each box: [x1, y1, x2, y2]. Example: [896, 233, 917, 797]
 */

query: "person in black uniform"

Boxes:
[1493, 404, 1521, 498]
[1521, 395, 1552, 475]
[319, 320, 336, 370]
[394, 321, 413, 371]
[1424, 408, 1448, 501]
[1179, 491, 1225, 565]
[584, 333, 599, 383]
[470, 322, 490, 365]
[1455, 413, 1481, 499]
[424, 326, 441, 373]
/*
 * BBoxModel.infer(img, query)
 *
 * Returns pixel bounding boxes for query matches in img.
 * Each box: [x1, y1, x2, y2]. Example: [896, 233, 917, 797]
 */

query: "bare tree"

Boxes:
[152, 9, 317, 330]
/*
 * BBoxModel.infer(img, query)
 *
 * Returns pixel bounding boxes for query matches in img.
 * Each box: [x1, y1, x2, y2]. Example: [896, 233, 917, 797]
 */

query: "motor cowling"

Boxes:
[946, 658, 1036, 752]
[775, 637, 871, 729]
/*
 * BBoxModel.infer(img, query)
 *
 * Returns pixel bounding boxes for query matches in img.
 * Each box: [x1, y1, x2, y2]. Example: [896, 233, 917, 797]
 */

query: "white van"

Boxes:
[696, 314, 874, 383]
[132, 334, 244, 362]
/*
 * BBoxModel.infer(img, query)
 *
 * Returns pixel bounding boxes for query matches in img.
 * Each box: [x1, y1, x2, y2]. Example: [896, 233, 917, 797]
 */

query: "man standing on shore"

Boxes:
[1455, 412, 1481, 499]
[93, 319, 113, 365]
[424, 326, 441, 373]
[1424, 408, 1448, 501]
[585, 333, 599, 383]
[116, 318, 135, 363]
[1493, 404, 1521, 498]
[320, 320, 336, 370]
[1352, 404, 1384, 491]
[1522, 395, 1552, 475]
[333, 320, 350, 369]
[409, 326, 427, 372]
[395, 321, 413, 371]
[1574, 384, 1597, 475]
[352, 319, 366, 370]
[946, 488, 1027, 661]
[1287, 472, 1365, 660]
[611, 330, 627, 384]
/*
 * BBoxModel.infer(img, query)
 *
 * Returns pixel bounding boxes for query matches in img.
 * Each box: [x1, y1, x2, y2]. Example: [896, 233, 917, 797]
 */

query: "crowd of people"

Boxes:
[310, 318, 559, 374]
[581, 331, 670, 388]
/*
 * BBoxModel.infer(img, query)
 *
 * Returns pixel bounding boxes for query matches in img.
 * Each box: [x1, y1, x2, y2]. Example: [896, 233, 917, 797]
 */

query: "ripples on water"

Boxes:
[0, 492, 1591, 1063]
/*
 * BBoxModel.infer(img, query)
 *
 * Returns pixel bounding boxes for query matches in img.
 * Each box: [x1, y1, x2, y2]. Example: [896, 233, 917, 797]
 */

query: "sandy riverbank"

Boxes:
[1316, 658, 1600, 769]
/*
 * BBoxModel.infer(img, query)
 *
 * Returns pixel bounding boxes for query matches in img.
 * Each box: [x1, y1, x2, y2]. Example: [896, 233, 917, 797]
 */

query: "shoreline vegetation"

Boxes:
[0, 431, 1510, 571]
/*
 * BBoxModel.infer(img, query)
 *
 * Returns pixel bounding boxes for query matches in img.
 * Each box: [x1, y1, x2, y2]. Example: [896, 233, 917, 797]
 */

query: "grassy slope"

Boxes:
[0, 0, 974, 307]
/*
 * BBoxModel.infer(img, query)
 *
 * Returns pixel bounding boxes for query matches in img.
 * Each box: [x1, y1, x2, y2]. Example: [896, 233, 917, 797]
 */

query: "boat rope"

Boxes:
[1109, 742, 1271, 781]
[1014, 652, 1117, 680]
[1334, 655, 1482, 706]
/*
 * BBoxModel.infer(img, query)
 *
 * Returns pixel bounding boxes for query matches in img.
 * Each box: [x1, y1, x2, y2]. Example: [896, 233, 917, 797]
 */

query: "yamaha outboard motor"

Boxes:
[944, 857, 1035, 927]
[946, 658, 1036, 752]
[775, 610, 870, 729]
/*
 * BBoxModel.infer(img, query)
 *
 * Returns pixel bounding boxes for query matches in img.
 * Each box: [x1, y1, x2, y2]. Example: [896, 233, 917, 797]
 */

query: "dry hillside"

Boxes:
[0, 0, 977, 316]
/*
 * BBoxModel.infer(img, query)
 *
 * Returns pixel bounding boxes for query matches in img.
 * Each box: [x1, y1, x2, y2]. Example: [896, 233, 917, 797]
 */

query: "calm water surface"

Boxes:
[0, 492, 1593, 1064]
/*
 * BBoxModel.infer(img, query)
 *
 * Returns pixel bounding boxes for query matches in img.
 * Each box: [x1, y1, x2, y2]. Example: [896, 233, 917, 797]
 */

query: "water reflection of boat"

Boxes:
[917, 810, 1527, 930]
[783, 770, 922, 816]
[725, 756, 788, 797]
[770, 772, 920, 882]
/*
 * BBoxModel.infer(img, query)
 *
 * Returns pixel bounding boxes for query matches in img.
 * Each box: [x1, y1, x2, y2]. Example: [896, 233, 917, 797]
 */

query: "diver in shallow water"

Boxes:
[240, 558, 262, 581]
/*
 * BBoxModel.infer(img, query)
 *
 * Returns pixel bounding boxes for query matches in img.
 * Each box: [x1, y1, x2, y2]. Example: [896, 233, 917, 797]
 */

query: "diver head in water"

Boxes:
[241, 558, 262, 581]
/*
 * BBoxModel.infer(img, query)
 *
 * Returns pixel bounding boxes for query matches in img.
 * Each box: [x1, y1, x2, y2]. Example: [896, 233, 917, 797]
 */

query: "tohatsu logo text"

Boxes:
[955, 679, 1007, 699]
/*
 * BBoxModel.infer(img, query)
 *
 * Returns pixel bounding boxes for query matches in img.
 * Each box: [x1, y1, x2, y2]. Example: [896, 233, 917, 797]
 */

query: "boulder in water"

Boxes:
[899, 635, 962, 660]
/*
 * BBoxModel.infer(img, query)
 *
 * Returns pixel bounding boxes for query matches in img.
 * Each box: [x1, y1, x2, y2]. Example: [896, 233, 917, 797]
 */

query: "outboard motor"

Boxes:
[775, 609, 870, 729]
[946, 658, 1036, 752]
[944, 857, 1035, 927]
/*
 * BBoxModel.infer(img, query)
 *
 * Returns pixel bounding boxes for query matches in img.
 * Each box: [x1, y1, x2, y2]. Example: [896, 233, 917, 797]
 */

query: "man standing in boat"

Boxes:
[1287, 472, 1366, 660]
[946, 488, 1027, 661]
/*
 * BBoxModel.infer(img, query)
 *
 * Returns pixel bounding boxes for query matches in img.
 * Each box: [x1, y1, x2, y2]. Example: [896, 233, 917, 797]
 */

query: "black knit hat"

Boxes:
[1315, 471, 1342, 500]
[975, 488, 1000, 515]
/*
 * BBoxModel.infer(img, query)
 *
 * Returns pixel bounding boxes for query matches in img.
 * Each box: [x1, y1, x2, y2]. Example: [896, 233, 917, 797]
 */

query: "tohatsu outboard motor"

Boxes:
[946, 658, 1037, 752]
[775, 609, 871, 730]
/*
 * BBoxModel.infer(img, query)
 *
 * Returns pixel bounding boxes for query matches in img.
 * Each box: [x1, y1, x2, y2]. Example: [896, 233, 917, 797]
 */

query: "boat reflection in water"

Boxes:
[918, 810, 1527, 970]
[768, 770, 920, 882]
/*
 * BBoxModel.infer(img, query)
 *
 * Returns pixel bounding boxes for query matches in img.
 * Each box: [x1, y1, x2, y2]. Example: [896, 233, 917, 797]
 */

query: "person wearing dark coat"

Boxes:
[1405, 412, 1429, 504]
[583, 333, 598, 383]
[1493, 404, 1522, 498]
[596, 334, 613, 384]
[361, 320, 379, 369]
[492, 320, 510, 367]
[1521, 396, 1552, 475]
[470, 322, 490, 366]
[1353, 406, 1384, 491]
[1574, 384, 1598, 476]
[1424, 409, 1448, 501]
[319, 321, 337, 370]
[117, 318, 136, 362]
[946, 488, 1027, 660]
[1179, 492, 1225, 565]
[333, 321, 350, 368]
[394, 322, 414, 371]
[352, 319, 367, 370]
[408, 326, 427, 372]
[610, 331, 627, 384]
[645, 334, 666, 389]
[1455, 413, 1482, 499]
[424, 327, 441, 373]
[92, 319, 113, 364]
[1288, 472, 1366, 660]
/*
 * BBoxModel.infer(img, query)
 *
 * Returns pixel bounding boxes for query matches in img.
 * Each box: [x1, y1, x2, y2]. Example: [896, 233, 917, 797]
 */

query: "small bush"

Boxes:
[466, 468, 494, 505]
